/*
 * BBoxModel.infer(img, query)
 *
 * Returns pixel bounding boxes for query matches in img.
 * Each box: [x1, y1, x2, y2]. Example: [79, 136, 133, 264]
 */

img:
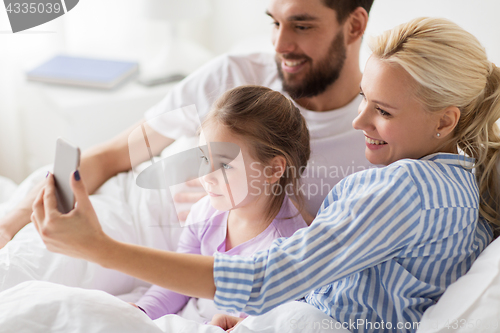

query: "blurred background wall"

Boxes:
[0, 0, 499, 182]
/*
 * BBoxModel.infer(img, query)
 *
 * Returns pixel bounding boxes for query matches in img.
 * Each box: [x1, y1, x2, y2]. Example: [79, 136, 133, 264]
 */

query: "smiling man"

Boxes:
[1, 0, 374, 250]
[269, 0, 364, 111]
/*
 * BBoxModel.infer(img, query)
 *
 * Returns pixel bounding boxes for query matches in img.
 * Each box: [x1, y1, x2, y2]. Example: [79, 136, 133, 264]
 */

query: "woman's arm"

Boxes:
[32, 172, 215, 299]
[33, 166, 422, 315]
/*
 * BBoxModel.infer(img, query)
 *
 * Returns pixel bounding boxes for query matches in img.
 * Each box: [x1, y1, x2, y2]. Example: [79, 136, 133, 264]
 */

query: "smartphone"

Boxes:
[53, 138, 81, 213]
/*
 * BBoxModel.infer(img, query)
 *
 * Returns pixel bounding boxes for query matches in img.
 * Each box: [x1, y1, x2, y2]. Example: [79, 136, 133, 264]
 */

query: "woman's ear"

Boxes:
[436, 106, 460, 138]
[344, 7, 369, 45]
[267, 156, 287, 185]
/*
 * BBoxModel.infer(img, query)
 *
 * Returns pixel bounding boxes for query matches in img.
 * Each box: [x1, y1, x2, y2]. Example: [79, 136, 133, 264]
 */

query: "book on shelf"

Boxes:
[26, 55, 139, 89]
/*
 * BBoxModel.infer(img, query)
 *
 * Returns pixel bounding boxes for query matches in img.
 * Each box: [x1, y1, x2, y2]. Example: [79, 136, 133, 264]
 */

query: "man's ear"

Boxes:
[436, 106, 461, 138]
[267, 156, 287, 185]
[345, 7, 369, 45]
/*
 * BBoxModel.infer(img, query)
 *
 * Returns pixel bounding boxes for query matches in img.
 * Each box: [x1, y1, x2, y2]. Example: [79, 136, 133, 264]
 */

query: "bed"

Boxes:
[0, 139, 499, 333]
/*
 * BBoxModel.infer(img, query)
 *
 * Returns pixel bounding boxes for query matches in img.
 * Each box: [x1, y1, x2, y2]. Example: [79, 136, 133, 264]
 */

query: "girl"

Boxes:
[33, 17, 499, 333]
[133, 85, 312, 321]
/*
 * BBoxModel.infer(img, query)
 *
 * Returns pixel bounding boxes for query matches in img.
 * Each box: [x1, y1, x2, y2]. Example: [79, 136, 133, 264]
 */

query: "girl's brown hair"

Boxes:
[202, 85, 310, 222]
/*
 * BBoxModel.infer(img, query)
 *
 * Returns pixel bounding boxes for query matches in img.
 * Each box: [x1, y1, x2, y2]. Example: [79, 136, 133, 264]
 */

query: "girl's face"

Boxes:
[352, 56, 442, 166]
[198, 124, 268, 212]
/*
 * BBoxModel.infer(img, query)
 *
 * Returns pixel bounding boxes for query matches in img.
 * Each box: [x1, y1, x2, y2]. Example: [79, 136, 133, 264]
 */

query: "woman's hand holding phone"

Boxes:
[32, 171, 109, 263]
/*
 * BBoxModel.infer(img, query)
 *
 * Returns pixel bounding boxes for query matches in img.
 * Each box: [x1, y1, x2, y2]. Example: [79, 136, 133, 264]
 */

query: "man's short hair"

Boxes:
[322, 0, 374, 23]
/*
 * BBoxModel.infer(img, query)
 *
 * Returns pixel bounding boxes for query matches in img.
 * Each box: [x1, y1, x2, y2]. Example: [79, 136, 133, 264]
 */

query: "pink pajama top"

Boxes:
[136, 195, 308, 321]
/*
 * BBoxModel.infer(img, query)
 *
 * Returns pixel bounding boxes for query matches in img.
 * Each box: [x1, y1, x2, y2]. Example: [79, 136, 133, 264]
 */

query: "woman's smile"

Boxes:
[364, 134, 387, 150]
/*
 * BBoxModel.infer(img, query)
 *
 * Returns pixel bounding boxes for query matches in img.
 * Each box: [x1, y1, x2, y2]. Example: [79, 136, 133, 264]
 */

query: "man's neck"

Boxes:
[293, 51, 363, 112]
[294, 71, 362, 112]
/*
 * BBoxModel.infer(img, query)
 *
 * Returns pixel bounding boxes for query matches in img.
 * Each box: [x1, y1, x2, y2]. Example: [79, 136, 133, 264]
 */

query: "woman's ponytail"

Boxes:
[458, 64, 500, 233]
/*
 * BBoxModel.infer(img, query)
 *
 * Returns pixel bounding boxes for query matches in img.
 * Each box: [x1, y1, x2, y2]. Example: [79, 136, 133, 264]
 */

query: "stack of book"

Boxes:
[26, 55, 139, 89]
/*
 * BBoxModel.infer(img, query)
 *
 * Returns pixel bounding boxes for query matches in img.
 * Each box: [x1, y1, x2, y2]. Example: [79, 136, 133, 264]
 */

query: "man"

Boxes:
[0, 0, 374, 247]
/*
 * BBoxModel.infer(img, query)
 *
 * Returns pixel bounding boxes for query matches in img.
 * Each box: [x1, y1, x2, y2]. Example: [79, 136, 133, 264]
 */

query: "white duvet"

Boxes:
[0, 166, 346, 333]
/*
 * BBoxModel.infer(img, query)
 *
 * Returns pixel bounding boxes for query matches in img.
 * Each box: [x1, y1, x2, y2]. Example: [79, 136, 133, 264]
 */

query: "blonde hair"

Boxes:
[369, 17, 500, 233]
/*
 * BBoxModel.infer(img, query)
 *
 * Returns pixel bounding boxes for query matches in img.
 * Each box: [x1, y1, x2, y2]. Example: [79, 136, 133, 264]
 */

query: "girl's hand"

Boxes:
[209, 314, 245, 332]
[128, 302, 147, 314]
[31, 172, 109, 262]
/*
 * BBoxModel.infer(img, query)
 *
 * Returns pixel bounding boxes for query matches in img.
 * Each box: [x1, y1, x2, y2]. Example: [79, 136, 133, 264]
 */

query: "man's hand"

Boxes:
[173, 179, 207, 221]
[0, 229, 10, 249]
[0, 180, 45, 249]
[209, 314, 245, 332]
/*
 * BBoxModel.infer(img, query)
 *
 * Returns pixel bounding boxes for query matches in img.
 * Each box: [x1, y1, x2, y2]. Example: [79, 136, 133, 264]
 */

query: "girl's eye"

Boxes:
[222, 163, 231, 170]
[376, 107, 391, 117]
[201, 155, 209, 163]
[359, 91, 366, 99]
[272, 21, 279, 28]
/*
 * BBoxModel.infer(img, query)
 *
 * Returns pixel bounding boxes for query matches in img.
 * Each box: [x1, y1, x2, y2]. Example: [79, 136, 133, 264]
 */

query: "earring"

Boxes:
[436, 133, 441, 137]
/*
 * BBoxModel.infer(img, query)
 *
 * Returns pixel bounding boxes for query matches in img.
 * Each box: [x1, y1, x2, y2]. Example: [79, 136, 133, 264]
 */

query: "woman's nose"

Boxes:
[352, 103, 374, 131]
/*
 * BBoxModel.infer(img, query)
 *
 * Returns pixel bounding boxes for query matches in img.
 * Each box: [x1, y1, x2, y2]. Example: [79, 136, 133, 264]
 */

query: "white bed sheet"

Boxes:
[0, 281, 348, 333]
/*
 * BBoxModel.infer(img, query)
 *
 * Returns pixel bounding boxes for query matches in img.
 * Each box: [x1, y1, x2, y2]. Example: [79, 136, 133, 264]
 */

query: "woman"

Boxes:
[32, 17, 499, 332]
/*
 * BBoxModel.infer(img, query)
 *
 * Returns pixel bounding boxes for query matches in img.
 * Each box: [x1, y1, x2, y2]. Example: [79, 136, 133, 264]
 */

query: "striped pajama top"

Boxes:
[213, 153, 493, 333]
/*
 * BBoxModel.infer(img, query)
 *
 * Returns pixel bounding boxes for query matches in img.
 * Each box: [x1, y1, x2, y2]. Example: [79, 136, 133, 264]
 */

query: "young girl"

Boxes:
[33, 18, 499, 332]
[133, 85, 312, 321]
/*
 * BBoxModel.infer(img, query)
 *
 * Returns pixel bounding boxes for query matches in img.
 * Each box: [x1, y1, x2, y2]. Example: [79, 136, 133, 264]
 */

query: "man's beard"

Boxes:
[276, 31, 346, 100]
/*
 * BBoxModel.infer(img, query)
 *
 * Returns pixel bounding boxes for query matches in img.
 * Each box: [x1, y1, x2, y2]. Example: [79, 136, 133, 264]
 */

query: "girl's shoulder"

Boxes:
[272, 196, 309, 238]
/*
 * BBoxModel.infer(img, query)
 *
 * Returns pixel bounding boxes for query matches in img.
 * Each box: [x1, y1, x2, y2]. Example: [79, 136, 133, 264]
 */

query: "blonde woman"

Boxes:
[33, 18, 499, 332]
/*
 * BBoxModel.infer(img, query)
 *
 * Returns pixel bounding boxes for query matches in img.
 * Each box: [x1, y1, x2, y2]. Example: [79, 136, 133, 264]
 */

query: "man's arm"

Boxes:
[79, 119, 173, 194]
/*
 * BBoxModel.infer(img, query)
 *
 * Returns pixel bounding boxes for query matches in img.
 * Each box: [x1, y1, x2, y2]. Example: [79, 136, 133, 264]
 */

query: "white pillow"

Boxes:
[417, 236, 500, 333]
[0, 281, 165, 333]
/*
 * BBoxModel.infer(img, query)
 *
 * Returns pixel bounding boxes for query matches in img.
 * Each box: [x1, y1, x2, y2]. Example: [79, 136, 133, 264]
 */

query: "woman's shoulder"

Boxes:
[345, 154, 468, 184]
[335, 153, 478, 210]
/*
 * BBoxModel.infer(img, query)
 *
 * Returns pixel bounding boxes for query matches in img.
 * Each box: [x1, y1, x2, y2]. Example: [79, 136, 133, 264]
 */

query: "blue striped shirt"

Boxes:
[213, 153, 493, 332]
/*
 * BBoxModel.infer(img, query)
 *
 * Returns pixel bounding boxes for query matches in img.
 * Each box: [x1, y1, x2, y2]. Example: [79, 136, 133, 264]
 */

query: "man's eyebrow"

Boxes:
[265, 10, 319, 22]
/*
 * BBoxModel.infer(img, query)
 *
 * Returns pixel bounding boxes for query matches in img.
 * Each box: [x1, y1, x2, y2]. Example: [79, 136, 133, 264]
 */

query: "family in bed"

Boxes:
[0, 0, 499, 332]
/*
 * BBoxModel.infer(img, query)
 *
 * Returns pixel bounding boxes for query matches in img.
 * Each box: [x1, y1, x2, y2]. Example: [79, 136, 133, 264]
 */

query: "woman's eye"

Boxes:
[377, 107, 391, 117]
[271, 21, 279, 28]
[222, 163, 231, 170]
[200, 155, 209, 163]
[359, 91, 365, 99]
